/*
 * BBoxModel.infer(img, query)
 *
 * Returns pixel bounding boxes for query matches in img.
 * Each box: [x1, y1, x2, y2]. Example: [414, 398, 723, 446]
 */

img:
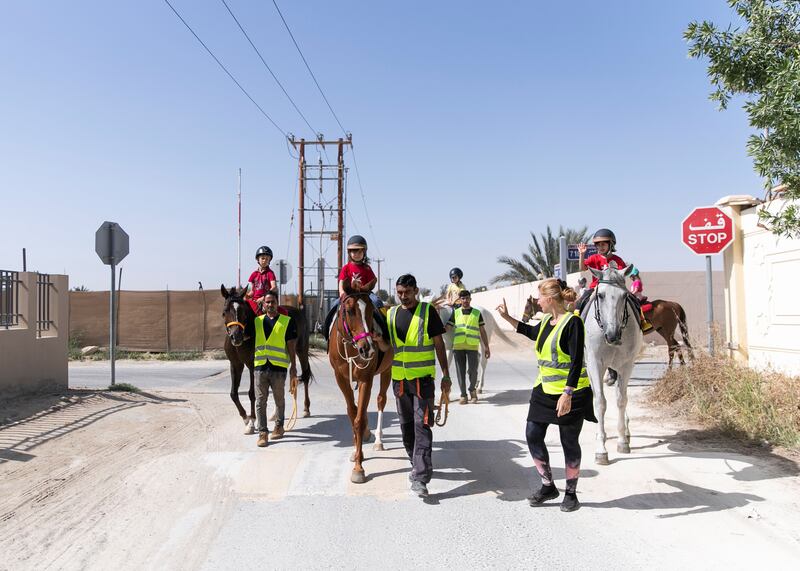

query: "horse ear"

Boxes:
[221, 284, 229, 298]
[588, 267, 604, 279]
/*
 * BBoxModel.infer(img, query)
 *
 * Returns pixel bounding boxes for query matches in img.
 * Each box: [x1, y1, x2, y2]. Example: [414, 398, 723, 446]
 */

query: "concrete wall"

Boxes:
[719, 195, 800, 375]
[470, 270, 724, 347]
[0, 272, 69, 398]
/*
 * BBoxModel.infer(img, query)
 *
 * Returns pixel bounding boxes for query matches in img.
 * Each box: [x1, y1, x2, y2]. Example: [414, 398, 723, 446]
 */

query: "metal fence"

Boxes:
[0, 270, 21, 328]
[36, 273, 54, 337]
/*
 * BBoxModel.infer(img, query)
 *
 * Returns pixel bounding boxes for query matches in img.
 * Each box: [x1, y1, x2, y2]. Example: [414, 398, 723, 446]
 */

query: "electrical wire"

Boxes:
[219, 0, 320, 138]
[271, 0, 347, 135]
[162, 0, 287, 138]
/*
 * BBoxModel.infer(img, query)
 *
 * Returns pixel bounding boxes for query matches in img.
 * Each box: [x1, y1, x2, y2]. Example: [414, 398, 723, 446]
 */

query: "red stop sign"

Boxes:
[682, 206, 733, 255]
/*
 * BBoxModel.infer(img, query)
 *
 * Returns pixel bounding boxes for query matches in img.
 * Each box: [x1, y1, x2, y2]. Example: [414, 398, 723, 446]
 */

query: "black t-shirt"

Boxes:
[392, 302, 446, 344]
[255, 314, 298, 372]
[516, 315, 585, 388]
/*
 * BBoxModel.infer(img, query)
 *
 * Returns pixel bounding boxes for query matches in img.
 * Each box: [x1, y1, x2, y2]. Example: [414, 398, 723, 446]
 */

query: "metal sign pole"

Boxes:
[559, 235, 567, 278]
[110, 260, 116, 386]
[705, 255, 714, 356]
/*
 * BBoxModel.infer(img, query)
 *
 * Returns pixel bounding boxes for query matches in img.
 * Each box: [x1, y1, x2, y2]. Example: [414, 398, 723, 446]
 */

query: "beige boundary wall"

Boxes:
[0, 272, 69, 398]
[470, 270, 724, 347]
[718, 194, 800, 375]
[70, 290, 227, 352]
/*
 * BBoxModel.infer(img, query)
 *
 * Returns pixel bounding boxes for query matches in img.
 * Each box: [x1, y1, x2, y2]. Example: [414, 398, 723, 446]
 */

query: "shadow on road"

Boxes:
[581, 478, 764, 517]
[0, 390, 186, 465]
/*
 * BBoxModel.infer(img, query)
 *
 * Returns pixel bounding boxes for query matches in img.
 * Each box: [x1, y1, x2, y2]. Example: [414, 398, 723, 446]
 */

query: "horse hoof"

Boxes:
[243, 417, 255, 435]
[302, 410, 310, 418]
[351, 470, 366, 484]
[373, 442, 385, 452]
[349, 451, 357, 462]
[595, 453, 610, 465]
[617, 442, 631, 454]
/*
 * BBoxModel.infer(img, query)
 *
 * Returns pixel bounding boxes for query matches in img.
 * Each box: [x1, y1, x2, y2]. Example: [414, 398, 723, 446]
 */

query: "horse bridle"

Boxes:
[338, 295, 375, 357]
[224, 298, 250, 340]
[592, 280, 630, 334]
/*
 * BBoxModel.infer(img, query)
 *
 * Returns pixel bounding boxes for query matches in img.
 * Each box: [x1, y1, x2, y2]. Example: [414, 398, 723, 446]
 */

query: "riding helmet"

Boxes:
[255, 246, 273, 259]
[449, 267, 463, 279]
[346, 235, 367, 250]
[630, 267, 640, 277]
[592, 228, 617, 246]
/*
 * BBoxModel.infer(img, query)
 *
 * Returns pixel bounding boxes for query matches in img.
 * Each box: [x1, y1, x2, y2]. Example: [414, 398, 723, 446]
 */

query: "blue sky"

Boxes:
[0, 1, 760, 294]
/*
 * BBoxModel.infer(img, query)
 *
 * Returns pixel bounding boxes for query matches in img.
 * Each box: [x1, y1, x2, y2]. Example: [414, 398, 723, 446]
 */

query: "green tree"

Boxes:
[491, 225, 589, 285]
[686, 0, 800, 236]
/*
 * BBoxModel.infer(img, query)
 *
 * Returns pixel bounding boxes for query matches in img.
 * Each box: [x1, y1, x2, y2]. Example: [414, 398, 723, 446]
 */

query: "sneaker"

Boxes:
[560, 492, 580, 512]
[459, 396, 468, 405]
[271, 425, 285, 440]
[257, 432, 269, 448]
[469, 390, 478, 403]
[528, 484, 559, 505]
[410, 480, 429, 498]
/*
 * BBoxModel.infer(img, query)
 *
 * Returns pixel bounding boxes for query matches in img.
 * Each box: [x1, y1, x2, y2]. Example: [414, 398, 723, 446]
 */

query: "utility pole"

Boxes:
[290, 134, 352, 314]
[387, 277, 393, 302]
[373, 258, 385, 292]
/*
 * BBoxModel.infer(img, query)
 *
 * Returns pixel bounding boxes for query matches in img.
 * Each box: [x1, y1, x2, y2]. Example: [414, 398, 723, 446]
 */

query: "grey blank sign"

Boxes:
[95, 221, 129, 265]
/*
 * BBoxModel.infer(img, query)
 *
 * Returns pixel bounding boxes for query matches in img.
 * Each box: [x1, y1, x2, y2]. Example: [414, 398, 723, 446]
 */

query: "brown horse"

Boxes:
[328, 293, 392, 484]
[522, 294, 693, 367]
[221, 285, 313, 434]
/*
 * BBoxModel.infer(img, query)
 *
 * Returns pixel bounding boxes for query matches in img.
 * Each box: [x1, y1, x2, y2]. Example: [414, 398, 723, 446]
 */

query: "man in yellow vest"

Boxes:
[253, 290, 298, 448]
[445, 289, 490, 404]
[373, 274, 452, 498]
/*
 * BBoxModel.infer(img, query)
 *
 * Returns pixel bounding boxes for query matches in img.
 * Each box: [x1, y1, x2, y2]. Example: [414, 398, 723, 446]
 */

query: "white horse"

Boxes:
[583, 264, 643, 465]
[432, 301, 510, 393]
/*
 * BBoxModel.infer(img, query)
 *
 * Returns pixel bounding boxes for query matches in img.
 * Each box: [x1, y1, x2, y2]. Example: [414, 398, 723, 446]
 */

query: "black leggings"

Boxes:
[525, 419, 583, 493]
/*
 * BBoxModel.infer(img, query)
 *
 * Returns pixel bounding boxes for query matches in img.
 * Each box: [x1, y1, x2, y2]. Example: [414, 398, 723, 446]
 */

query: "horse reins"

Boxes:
[336, 296, 379, 391]
[592, 280, 632, 333]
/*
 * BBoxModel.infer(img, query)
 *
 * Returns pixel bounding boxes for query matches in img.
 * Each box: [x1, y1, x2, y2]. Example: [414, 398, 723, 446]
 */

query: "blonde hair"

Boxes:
[539, 278, 577, 311]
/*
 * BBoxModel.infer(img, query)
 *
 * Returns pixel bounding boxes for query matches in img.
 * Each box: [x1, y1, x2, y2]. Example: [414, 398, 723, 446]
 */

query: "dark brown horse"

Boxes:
[221, 285, 313, 434]
[522, 294, 693, 367]
[328, 293, 392, 483]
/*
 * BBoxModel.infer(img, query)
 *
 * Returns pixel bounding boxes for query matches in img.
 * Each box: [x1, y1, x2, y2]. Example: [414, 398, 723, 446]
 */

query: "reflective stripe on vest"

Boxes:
[534, 313, 590, 395]
[254, 314, 291, 368]
[388, 302, 436, 380]
[453, 308, 481, 351]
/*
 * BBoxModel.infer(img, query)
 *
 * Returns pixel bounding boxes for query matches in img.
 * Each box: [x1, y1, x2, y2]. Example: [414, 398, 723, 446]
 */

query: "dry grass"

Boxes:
[649, 353, 800, 449]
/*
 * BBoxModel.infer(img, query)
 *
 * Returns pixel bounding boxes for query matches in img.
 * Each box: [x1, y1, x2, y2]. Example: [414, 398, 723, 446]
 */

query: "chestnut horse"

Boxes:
[523, 294, 693, 367]
[328, 293, 392, 484]
[221, 285, 313, 434]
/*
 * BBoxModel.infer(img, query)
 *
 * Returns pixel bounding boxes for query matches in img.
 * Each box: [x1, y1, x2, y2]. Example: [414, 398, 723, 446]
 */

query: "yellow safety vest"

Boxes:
[254, 313, 291, 368]
[388, 302, 436, 380]
[453, 308, 481, 351]
[534, 312, 590, 395]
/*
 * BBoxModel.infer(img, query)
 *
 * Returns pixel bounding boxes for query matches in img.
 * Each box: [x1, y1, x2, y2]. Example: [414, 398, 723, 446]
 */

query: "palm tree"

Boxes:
[491, 225, 589, 285]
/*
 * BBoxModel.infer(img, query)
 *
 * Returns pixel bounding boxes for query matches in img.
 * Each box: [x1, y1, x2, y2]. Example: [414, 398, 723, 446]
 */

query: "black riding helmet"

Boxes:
[449, 267, 463, 279]
[255, 246, 273, 259]
[592, 228, 617, 249]
[346, 235, 367, 250]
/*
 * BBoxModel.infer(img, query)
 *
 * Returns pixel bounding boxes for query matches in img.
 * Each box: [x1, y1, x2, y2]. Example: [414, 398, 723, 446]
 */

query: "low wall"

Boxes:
[470, 270, 724, 347]
[0, 273, 69, 398]
[70, 290, 227, 351]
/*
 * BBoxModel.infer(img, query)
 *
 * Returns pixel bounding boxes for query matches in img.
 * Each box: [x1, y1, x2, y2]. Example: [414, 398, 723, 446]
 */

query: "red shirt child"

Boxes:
[584, 253, 626, 289]
[246, 246, 278, 315]
[338, 262, 376, 292]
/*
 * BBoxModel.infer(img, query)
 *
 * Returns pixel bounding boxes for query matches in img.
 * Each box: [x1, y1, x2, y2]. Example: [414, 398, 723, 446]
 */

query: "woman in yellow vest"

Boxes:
[496, 278, 596, 512]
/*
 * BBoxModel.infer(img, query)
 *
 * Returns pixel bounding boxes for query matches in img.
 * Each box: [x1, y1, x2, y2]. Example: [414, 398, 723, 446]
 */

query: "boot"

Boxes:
[469, 390, 478, 404]
[528, 484, 559, 505]
[257, 431, 269, 447]
[641, 309, 653, 333]
[271, 425, 285, 440]
[459, 396, 468, 405]
[560, 492, 580, 512]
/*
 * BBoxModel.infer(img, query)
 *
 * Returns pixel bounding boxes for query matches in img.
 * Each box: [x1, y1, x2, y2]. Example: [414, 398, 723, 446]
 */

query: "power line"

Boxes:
[271, 0, 347, 135]
[349, 148, 382, 258]
[162, 0, 287, 138]
[219, 0, 319, 137]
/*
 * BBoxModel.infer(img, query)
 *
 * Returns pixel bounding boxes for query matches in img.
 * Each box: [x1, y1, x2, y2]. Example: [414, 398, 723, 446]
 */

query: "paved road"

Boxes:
[3, 352, 797, 569]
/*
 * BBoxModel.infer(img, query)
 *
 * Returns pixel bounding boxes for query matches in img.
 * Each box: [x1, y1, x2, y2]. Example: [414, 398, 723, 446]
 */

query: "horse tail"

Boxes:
[677, 305, 692, 350]
[290, 306, 315, 384]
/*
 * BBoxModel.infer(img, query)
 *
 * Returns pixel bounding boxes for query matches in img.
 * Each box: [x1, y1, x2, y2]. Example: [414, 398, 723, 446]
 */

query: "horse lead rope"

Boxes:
[434, 389, 450, 427]
[285, 375, 299, 431]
